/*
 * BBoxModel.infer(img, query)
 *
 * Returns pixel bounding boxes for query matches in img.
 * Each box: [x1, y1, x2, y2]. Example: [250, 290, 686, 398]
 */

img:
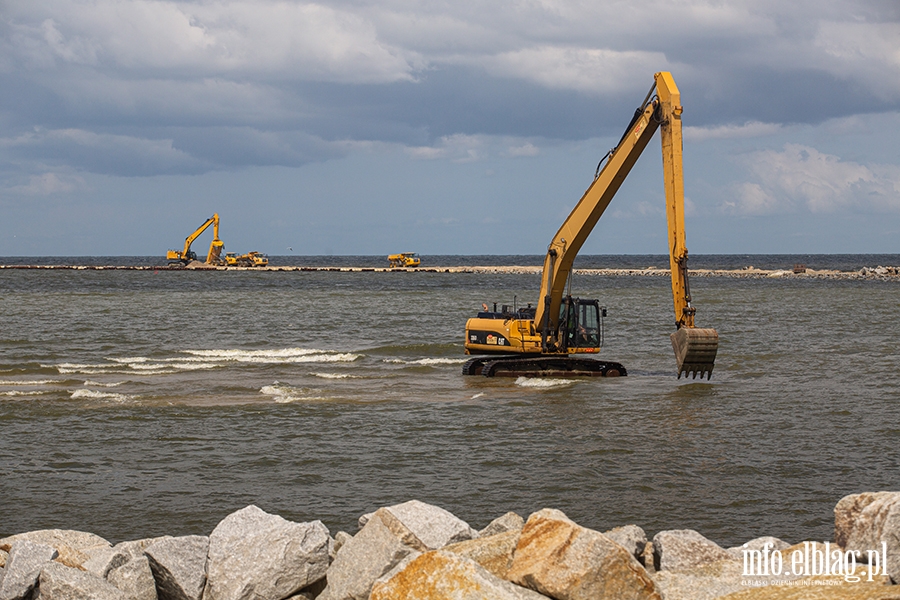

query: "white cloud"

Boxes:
[727, 143, 900, 215]
[507, 142, 539, 157]
[6, 172, 86, 195]
[8, 1, 421, 84]
[814, 21, 900, 99]
[406, 134, 485, 162]
[476, 46, 671, 95]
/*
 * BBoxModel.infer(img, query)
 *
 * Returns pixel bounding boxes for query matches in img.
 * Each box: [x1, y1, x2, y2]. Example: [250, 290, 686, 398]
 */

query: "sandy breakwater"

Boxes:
[1, 263, 899, 280]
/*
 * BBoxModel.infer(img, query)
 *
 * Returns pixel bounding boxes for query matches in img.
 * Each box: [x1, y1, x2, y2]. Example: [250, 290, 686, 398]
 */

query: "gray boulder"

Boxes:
[318, 508, 420, 600]
[652, 529, 734, 571]
[108, 556, 158, 600]
[603, 525, 648, 560]
[145, 535, 208, 600]
[649, 559, 744, 600]
[356, 500, 477, 549]
[0, 530, 110, 570]
[35, 562, 126, 600]
[332, 531, 352, 557]
[0, 541, 59, 600]
[203, 505, 331, 600]
[835, 491, 900, 580]
[479, 512, 525, 538]
[380, 500, 478, 550]
[83, 540, 153, 579]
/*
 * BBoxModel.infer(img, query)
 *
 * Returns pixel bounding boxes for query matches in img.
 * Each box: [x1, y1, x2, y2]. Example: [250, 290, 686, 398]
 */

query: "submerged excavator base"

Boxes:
[463, 356, 626, 378]
[671, 327, 719, 380]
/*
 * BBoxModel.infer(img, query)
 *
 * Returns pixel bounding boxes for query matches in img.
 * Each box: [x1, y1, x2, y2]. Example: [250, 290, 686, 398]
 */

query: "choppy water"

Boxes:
[1, 256, 899, 549]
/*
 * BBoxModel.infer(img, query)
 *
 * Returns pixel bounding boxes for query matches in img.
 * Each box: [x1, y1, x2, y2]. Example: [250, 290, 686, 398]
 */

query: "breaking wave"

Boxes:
[382, 357, 467, 366]
[70, 389, 132, 402]
[46, 348, 361, 376]
[514, 377, 576, 388]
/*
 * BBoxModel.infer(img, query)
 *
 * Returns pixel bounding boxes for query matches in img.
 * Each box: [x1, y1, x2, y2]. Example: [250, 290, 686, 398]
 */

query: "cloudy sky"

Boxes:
[1, 0, 899, 256]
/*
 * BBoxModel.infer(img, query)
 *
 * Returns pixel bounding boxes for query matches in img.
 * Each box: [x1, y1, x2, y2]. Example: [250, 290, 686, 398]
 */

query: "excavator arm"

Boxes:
[533, 72, 717, 378]
[167, 213, 224, 265]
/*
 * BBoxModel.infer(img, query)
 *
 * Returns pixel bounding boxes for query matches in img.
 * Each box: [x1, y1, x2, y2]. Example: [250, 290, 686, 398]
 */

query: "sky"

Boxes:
[1, 0, 899, 256]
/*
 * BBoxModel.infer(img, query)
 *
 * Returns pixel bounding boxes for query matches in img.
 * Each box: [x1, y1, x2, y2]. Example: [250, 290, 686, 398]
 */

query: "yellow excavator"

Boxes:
[166, 213, 225, 266]
[463, 72, 718, 379]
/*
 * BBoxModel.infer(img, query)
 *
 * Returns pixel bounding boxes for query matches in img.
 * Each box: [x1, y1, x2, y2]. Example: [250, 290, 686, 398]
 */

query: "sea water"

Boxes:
[1, 255, 898, 547]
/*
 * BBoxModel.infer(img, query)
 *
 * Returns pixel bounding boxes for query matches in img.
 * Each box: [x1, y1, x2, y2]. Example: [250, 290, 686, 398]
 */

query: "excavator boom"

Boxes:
[464, 72, 718, 379]
[166, 213, 225, 266]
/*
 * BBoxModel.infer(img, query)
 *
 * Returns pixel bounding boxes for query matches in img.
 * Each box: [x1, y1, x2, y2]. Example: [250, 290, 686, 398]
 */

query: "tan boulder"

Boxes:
[835, 493, 897, 548]
[0, 530, 111, 570]
[443, 529, 521, 579]
[370, 550, 549, 600]
[834, 492, 900, 580]
[506, 508, 661, 600]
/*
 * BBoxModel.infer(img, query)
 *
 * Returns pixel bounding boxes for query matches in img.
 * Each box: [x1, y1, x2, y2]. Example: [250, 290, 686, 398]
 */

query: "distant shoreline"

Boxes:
[1, 263, 898, 280]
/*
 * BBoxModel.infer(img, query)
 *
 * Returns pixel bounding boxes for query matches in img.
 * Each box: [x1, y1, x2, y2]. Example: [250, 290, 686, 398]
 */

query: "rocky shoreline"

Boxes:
[1, 263, 899, 281]
[2, 492, 899, 600]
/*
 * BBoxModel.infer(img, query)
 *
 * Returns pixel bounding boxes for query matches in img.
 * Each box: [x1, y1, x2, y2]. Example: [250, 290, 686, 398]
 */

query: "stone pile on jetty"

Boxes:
[2, 492, 899, 600]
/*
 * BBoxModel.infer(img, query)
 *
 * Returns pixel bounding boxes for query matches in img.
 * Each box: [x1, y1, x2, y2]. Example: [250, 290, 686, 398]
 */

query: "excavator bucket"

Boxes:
[671, 327, 718, 380]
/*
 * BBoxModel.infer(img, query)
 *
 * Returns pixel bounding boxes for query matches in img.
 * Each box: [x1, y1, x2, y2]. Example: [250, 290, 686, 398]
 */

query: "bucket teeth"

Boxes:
[671, 327, 718, 380]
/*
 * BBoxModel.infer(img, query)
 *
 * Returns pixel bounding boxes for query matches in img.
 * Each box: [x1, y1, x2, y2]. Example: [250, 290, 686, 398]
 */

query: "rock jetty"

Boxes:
[1, 264, 899, 281]
[2, 493, 900, 600]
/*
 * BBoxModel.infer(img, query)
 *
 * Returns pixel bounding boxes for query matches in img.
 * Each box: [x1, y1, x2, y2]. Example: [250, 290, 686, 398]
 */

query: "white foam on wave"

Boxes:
[514, 376, 576, 389]
[83, 380, 124, 387]
[70, 389, 132, 402]
[0, 379, 58, 386]
[0, 390, 51, 397]
[129, 362, 219, 372]
[383, 357, 467, 366]
[310, 372, 357, 379]
[48, 348, 361, 377]
[260, 383, 304, 403]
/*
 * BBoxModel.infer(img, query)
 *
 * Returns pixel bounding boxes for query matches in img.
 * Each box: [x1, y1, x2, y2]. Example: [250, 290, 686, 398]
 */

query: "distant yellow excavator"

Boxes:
[463, 72, 718, 379]
[166, 213, 225, 266]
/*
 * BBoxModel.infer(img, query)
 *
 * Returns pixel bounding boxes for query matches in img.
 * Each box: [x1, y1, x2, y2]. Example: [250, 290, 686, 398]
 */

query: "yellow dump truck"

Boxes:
[225, 251, 269, 267]
[388, 253, 420, 268]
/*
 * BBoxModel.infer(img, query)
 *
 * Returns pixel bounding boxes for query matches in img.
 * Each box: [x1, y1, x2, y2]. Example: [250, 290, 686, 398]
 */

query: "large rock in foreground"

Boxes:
[652, 529, 735, 571]
[0, 530, 110, 570]
[835, 491, 900, 581]
[36, 562, 126, 600]
[444, 529, 521, 579]
[506, 508, 661, 600]
[370, 550, 549, 600]
[0, 541, 58, 600]
[145, 536, 208, 600]
[318, 508, 420, 600]
[203, 505, 331, 600]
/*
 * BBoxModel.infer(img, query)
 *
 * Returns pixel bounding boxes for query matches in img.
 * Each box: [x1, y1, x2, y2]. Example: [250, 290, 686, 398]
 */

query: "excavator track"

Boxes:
[463, 356, 626, 377]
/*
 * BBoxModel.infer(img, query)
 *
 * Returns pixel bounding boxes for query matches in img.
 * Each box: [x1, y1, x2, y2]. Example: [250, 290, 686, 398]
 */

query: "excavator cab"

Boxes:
[559, 298, 602, 352]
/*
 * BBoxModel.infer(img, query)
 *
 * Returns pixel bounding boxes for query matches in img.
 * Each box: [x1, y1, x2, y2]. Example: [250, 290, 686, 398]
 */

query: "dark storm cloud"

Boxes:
[1, 0, 899, 178]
